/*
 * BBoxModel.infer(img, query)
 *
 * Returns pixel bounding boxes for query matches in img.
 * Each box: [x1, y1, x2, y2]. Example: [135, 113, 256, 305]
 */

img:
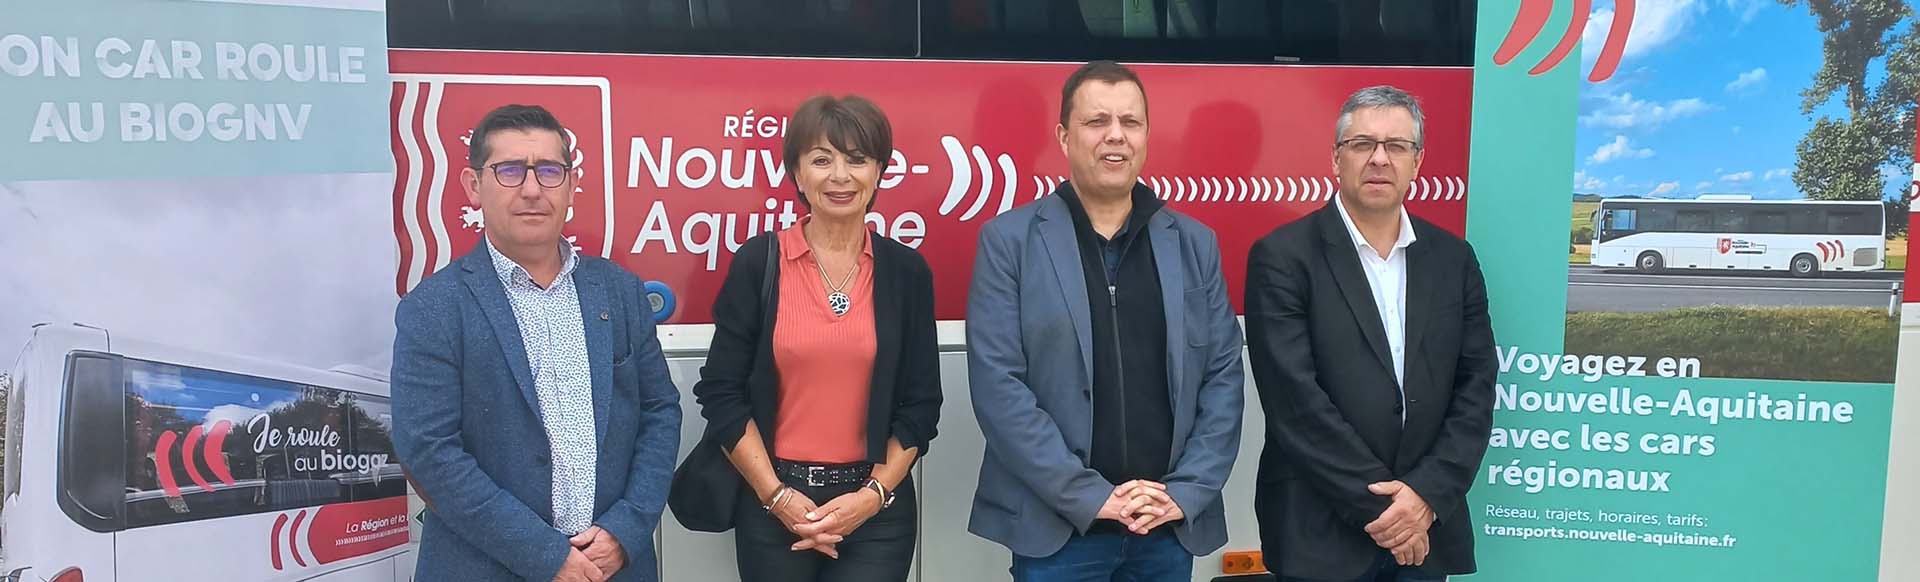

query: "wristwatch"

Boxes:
[864, 478, 896, 509]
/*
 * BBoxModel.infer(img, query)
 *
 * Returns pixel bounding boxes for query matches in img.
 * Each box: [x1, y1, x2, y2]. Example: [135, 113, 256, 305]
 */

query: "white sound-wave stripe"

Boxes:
[995, 154, 1018, 216]
[424, 81, 452, 272]
[960, 146, 994, 221]
[397, 81, 428, 292]
[937, 137, 970, 215]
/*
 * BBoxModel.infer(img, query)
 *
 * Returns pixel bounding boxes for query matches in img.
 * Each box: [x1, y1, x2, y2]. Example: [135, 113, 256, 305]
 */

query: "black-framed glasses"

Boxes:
[1336, 138, 1422, 159]
[485, 161, 572, 188]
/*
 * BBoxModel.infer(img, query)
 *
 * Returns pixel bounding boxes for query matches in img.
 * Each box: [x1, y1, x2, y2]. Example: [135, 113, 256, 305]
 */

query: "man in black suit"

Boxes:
[1244, 85, 1496, 582]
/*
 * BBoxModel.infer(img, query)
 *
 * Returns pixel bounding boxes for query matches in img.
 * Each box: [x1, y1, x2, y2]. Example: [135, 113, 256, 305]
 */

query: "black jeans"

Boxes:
[734, 474, 917, 582]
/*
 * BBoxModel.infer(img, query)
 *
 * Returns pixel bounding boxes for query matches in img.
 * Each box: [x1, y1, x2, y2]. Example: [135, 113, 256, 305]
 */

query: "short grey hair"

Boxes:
[1335, 85, 1425, 148]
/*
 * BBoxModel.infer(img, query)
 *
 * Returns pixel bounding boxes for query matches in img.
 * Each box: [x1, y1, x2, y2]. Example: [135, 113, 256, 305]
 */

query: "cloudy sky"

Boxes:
[1572, 0, 1904, 200]
[0, 174, 398, 373]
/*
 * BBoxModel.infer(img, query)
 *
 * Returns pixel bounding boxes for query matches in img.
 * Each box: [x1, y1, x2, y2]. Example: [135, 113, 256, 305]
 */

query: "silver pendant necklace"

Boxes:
[815, 254, 858, 316]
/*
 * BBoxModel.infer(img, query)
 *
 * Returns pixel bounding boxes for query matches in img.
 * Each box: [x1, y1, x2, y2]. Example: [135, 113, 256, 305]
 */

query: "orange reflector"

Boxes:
[1221, 550, 1267, 574]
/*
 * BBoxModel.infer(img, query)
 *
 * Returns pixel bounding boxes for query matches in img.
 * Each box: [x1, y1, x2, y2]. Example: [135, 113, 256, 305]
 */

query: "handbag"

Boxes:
[667, 234, 778, 532]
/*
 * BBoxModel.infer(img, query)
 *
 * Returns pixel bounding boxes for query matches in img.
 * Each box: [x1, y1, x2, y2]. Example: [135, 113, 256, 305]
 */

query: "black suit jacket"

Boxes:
[1244, 203, 1497, 579]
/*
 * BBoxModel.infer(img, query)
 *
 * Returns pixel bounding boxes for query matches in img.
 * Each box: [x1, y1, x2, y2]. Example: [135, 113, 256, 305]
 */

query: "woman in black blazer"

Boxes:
[688, 94, 941, 582]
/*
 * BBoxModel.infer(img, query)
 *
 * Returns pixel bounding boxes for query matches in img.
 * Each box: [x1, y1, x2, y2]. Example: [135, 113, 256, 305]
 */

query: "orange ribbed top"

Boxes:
[771, 218, 876, 463]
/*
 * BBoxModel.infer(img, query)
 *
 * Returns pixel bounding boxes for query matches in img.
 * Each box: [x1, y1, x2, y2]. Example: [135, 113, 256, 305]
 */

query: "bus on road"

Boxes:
[1590, 196, 1887, 277]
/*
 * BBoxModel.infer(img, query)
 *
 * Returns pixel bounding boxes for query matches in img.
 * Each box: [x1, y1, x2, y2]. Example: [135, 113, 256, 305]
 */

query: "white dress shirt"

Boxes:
[486, 237, 597, 535]
[1333, 195, 1418, 424]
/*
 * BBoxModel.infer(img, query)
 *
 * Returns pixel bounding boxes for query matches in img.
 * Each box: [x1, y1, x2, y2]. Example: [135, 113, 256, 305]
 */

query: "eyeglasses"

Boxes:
[484, 161, 572, 188]
[1336, 138, 1422, 159]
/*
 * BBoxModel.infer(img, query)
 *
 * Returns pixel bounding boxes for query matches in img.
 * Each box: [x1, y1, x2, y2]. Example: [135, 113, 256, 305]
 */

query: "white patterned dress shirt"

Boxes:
[486, 237, 597, 535]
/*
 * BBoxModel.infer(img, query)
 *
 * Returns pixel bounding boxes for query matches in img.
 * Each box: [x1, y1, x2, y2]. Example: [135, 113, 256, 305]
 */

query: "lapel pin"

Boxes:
[600, 311, 610, 320]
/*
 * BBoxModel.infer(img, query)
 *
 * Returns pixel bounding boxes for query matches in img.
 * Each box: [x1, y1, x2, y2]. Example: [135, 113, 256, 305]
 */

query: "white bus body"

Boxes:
[2, 324, 416, 582]
[1589, 198, 1887, 277]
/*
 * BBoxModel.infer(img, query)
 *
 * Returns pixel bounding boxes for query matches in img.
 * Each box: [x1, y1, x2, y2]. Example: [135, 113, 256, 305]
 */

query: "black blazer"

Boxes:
[692, 231, 942, 462]
[1243, 203, 1497, 579]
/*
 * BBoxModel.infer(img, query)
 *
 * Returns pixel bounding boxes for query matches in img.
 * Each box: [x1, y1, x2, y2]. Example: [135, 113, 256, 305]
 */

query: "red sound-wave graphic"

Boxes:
[1495, 0, 1636, 82]
[270, 499, 412, 570]
[150, 420, 237, 499]
[288, 510, 311, 568]
[271, 513, 290, 571]
[153, 431, 182, 498]
[180, 425, 214, 493]
[205, 420, 237, 486]
[1817, 240, 1846, 262]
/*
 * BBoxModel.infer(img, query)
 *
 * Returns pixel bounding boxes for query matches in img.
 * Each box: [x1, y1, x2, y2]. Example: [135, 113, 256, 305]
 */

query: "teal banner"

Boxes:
[0, 0, 390, 180]
[1465, 1, 1900, 580]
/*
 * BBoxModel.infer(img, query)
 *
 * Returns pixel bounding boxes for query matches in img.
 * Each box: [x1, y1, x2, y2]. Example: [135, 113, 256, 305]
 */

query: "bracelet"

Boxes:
[762, 484, 793, 513]
[863, 478, 895, 509]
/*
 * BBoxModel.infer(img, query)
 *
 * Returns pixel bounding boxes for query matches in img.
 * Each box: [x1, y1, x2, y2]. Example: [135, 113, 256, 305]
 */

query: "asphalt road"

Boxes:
[1565, 265, 1902, 312]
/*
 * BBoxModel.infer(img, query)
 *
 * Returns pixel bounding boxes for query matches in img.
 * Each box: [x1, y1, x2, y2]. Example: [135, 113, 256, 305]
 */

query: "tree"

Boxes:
[1780, 0, 1918, 201]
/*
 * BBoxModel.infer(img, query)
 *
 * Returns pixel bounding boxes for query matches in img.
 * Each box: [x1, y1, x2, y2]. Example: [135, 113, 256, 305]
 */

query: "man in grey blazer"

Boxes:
[391, 104, 681, 582]
[966, 60, 1245, 581]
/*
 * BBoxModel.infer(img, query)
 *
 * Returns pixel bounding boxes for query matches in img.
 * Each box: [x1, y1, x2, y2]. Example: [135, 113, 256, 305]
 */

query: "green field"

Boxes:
[1571, 200, 1597, 239]
[1564, 306, 1897, 383]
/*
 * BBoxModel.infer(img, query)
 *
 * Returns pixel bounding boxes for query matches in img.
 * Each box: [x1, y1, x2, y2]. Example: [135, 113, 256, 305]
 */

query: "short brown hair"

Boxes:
[1059, 60, 1147, 126]
[783, 95, 894, 210]
[468, 104, 570, 169]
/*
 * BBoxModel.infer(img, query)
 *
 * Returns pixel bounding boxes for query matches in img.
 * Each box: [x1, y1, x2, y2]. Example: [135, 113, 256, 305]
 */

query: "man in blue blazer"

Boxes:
[966, 61, 1245, 581]
[392, 104, 681, 582]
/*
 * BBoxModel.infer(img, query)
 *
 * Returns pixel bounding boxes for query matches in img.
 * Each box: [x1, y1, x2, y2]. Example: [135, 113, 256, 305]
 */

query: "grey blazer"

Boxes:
[965, 186, 1245, 558]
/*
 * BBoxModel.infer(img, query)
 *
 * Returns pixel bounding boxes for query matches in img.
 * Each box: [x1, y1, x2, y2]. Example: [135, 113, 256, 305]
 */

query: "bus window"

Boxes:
[389, 0, 917, 58]
[1752, 210, 1789, 234]
[922, 0, 1474, 64]
[1676, 209, 1712, 233]
[1605, 208, 1637, 232]
[59, 353, 125, 532]
[119, 359, 394, 529]
[1789, 207, 1823, 234]
[1826, 209, 1879, 235]
[343, 396, 407, 502]
[1640, 206, 1674, 231]
[1716, 207, 1748, 233]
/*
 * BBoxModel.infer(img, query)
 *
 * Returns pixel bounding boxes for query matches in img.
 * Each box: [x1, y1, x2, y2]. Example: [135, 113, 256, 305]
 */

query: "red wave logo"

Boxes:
[1817, 239, 1845, 262]
[1495, 0, 1635, 82]
[271, 499, 411, 571]
[151, 420, 237, 499]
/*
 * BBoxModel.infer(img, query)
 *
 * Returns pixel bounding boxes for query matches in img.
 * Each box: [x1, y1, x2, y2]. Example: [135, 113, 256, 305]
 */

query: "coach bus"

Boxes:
[2, 324, 413, 582]
[1589, 196, 1887, 277]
